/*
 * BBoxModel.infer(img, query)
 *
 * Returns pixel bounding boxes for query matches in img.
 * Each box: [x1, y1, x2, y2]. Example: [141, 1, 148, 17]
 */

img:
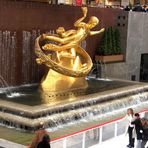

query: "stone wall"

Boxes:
[101, 12, 148, 81]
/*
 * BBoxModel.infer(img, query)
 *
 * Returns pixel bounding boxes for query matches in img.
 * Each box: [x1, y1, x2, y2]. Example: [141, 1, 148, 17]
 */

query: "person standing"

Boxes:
[30, 122, 50, 148]
[141, 118, 148, 148]
[126, 108, 135, 148]
[131, 113, 143, 148]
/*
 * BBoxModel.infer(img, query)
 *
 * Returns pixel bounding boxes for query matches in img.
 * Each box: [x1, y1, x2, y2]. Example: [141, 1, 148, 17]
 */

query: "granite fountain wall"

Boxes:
[101, 12, 148, 81]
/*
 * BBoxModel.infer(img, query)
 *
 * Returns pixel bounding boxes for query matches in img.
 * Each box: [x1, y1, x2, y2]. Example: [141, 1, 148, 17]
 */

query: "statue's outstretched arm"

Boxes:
[74, 7, 87, 27]
[89, 28, 105, 36]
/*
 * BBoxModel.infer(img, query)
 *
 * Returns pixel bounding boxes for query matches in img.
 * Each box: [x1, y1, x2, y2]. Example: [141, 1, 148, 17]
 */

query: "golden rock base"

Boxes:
[41, 69, 88, 92]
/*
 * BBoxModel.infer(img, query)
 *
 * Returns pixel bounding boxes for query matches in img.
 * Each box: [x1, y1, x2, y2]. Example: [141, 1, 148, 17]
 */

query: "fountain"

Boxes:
[0, 31, 16, 85]
[0, 7, 148, 133]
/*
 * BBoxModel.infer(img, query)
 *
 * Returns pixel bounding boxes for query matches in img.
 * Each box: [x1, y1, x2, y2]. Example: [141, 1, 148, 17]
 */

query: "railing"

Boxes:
[50, 109, 148, 148]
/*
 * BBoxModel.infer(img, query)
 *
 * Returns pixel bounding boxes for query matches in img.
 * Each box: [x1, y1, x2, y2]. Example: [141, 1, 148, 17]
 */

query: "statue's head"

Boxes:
[127, 108, 134, 115]
[88, 16, 99, 29]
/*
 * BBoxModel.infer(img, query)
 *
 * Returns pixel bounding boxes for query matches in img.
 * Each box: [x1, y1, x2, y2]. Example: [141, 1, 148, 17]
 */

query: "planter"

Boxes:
[95, 54, 124, 63]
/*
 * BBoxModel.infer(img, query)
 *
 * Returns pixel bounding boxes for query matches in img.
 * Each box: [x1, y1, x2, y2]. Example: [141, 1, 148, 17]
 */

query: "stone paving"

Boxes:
[0, 139, 26, 148]
[90, 134, 148, 148]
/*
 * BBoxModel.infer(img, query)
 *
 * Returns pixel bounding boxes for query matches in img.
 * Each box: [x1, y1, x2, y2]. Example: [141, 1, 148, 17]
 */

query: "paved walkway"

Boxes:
[90, 134, 148, 148]
[0, 139, 26, 148]
[90, 134, 128, 148]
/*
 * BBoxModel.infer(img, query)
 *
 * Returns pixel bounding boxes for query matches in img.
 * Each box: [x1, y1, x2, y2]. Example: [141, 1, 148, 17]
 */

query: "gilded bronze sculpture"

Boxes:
[35, 7, 104, 92]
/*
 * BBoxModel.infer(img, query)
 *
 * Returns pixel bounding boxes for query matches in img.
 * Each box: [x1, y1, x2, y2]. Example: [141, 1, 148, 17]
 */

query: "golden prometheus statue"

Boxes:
[35, 7, 104, 92]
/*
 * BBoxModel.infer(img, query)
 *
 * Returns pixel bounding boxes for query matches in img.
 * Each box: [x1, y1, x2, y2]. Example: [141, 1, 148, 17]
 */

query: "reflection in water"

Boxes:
[0, 79, 135, 106]
[0, 31, 16, 86]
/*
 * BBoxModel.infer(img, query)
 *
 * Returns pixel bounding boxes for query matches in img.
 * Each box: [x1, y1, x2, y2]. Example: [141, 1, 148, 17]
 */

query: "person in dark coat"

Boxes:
[30, 122, 49, 148]
[141, 118, 148, 148]
[124, 5, 130, 11]
[37, 134, 51, 148]
[132, 3, 143, 12]
[131, 113, 143, 148]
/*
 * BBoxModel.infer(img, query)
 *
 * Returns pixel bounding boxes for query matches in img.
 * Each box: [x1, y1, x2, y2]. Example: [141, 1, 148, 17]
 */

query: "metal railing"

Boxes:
[50, 110, 147, 148]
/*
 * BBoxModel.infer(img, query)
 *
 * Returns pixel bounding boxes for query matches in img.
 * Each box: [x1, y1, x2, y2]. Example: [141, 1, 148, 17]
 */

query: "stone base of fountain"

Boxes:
[0, 79, 148, 131]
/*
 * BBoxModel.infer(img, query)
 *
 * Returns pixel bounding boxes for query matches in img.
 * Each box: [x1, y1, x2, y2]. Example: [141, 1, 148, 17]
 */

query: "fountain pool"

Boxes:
[0, 78, 148, 131]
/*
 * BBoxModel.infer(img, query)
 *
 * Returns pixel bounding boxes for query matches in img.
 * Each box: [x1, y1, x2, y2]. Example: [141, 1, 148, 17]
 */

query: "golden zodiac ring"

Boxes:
[35, 34, 93, 77]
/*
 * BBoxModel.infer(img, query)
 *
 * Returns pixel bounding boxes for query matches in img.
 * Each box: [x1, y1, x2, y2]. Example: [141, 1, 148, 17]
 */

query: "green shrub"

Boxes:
[114, 28, 122, 54]
[97, 27, 122, 55]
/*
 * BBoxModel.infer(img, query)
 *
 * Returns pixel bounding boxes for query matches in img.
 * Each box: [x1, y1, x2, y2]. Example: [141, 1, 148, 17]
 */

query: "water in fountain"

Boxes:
[0, 79, 148, 131]
[22, 30, 42, 83]
[88, 61, 111, 81]
[0, 31, 17, 86]
[101, 61, 107, 79]
[0, 30, 23, 96]
[88, 60, 100, 79]
[31, 30, 41, 82]
[0, 29, 42, 87]
[0, 75, 11, 94]
[0, 74, 25, 98]
[22, 31, 32, 84]
[87, 67, 96, 79]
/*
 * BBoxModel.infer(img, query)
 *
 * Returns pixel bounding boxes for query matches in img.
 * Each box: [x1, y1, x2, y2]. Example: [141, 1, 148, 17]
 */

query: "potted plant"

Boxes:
[95, 27, 124, 63]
